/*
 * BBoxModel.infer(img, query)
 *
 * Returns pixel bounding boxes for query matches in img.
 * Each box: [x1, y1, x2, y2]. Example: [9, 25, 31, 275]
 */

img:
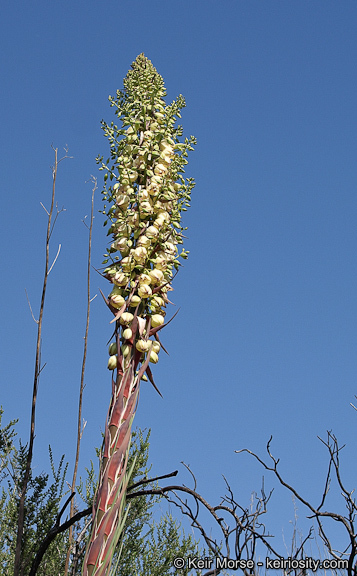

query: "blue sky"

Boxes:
[1, 0, 357, 560]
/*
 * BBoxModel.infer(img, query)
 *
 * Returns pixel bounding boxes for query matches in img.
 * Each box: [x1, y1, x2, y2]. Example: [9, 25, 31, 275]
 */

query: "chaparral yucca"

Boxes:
[81, 54, 195, 576]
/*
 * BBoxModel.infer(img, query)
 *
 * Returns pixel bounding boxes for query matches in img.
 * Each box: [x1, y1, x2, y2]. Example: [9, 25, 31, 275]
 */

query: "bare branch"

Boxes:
[14, 146, 68, 576]
[47, 243, 61, 275]
[40, 202, 49, 216]
[64, 176, 96, 576]
[25, 289, 39, 324]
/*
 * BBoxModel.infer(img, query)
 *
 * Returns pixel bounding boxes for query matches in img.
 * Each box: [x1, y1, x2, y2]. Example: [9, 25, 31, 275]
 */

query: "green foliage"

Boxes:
[118, 513, 202, 576]
[0, 408, 69, 576]
[0, 412, 203, 576]
[80, 429, 204, 576]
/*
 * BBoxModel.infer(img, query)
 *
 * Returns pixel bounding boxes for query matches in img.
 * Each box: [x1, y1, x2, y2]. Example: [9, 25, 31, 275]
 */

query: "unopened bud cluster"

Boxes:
[99, 54, 195, 370]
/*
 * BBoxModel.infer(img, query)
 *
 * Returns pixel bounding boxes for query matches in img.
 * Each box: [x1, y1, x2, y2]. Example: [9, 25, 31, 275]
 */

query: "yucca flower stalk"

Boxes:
[81, 54, 195, 576]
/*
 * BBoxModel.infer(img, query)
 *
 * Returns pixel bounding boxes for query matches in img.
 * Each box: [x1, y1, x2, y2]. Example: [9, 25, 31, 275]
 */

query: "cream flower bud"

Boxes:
[154, 256, 167, 270]
[138, 273, 152, 285]
[110, 294, 126, 309]
[121, 256, 134, 271]
[149, 268, 164, 285]
[127, 211, 139, 227]
[151, 296, 164, 308]
[113, 272, 128, 286]
[107, 355, 117, 370]
[128, 170, 138, 182]
[120, 312, 134, 325]
[108, 342, 118, 355]
[147, 183, 159, 196]
[141, 373, 148, 381]
[151, 175, 162, 185]
[161, 155, 172, 165]
[116, 194, 130, 210]
[115, 238, 130, 252]
[149, 351, 159, 364]
[153, 201, 165, 211]
[129, 295, 141, 307]
[146, 225, 159, 239]
[150, 340, 161, 354]
[154, 163, 168, 176]
[155, 112, 165, 121]
[165, 242, 177, 254]
[138, 284, 152, 298]
[137, 235, 151, 248]
[139, 201, 153, 214]
[151, 314, 165, 328]
[122, 328, 133, 340]
[138, 189, 150, 201]
[121, 344, 131, 357]
[155, 211, 170, 227]
[136, 339, 150, 353]
[116, 222, 132, 237]
[160, 137, 174, 150]
[133, 246, 148, 261]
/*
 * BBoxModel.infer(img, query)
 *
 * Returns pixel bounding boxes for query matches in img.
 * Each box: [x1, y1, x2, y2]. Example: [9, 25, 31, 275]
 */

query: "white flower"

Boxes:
[138, 273, 152, 285]
[121, 256, 134, 271]
[128, 170, 138, 182]
[127, 211, 139, 227]
[151, 314, 165, 328]
[108, 342, 117, 355]
[116, 222, 132, 237]
[152, 341, 161, 353]
[138, 284, 152, 298]
[148, 269, 164, 285]
[146, 225, 159, 239]
[165, 242, 177, 255]
[155, 211, 170, 227]
[136, 339, 150, 353]
[110, 294, 125, 309]
[115, 238, 130, 252]
[151, 296, 164, 308]
[113, 272, 128, 286]
[138, 189, 150, 201]
[122, 328, 133, 340]
[107, 355, 117, 370]
[120, 312, 134, 325]
[139, 201, 153, 215]
[129, 295, 141, 307]
[149, 351, 159, 364]
[116, 194, 130, 210]
[154, 163, 168, 176]
[121, 344, 131, 357]
[159, 137, 174, 150]
[161, 154, 172, 165]
[154, 255, 167, 270]
[137, 235, 151, 248]
[133, 246, 148, 261]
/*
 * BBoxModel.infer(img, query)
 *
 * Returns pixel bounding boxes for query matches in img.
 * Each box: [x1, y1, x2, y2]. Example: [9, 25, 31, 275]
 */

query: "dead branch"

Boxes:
[64, 176, 97, 576]
[236, 431, 357, 575]
[14, 146, 68, 576]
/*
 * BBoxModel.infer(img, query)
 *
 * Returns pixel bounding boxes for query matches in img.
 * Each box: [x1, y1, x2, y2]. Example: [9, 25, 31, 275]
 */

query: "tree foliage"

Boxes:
[0, 413, 203, 576]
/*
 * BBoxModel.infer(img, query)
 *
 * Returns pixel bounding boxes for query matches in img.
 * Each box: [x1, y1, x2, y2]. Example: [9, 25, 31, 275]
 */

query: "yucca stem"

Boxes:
[82, 322, 140, 576]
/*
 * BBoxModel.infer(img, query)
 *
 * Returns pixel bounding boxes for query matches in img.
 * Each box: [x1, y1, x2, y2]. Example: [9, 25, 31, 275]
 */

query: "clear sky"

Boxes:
[1, 0, 357, 561]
